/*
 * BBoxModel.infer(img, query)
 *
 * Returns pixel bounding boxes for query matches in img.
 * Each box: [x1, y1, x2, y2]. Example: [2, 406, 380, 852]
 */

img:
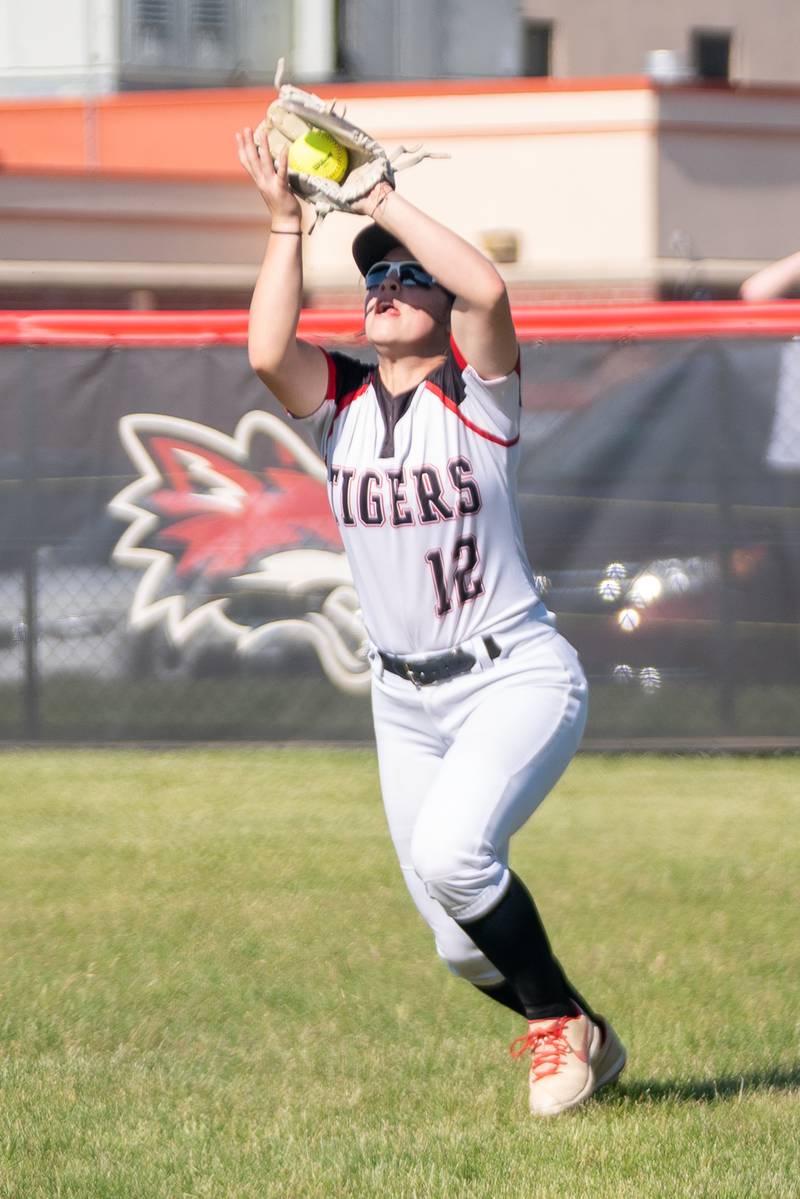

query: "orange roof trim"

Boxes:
[3, 74, 798, 178]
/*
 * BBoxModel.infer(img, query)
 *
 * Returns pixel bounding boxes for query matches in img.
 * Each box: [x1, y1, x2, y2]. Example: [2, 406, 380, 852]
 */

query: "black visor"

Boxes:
[352, 225, 406, 277]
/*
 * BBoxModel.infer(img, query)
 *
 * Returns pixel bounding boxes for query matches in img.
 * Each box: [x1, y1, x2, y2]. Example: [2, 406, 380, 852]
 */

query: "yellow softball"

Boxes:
[287, 128, 349, 182]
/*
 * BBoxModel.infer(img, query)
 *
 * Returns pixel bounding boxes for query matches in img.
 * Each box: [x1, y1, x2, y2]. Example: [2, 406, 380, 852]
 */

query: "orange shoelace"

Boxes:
[509, 1015, 574, 1081]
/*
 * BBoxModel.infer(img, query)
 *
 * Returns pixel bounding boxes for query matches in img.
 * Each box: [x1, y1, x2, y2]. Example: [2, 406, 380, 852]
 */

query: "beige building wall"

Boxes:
[656, 88, 800, 265]
[524, 0, 800, 85]
[303, 86, 658, 301]
[3, 79, 800, 306]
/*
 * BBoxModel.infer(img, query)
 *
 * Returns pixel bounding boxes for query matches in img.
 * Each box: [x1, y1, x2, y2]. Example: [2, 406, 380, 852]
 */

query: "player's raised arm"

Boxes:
[351, 182, 518, 381]
[235, 127, 328, 417]
[740, 249, 800, 302]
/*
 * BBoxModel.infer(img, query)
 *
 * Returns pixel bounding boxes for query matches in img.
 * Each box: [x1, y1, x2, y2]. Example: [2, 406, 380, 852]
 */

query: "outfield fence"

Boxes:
[1, 304, 799, 747]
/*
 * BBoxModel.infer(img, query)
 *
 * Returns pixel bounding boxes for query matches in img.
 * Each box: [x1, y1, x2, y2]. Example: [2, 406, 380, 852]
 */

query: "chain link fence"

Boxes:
[1, 317, 799, 745]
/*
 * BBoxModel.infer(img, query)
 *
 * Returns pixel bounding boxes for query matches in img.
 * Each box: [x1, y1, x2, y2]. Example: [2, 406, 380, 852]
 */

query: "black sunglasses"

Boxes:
[364, 260, 438, 289]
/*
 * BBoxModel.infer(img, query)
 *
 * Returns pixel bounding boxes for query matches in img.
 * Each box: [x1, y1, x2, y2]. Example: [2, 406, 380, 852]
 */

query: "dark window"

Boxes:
[523, 21, 552, 77]
[692, 29, 731, 80]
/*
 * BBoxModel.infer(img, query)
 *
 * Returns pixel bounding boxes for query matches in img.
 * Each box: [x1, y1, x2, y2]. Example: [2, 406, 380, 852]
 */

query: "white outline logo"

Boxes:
[109, 412, 370, 694]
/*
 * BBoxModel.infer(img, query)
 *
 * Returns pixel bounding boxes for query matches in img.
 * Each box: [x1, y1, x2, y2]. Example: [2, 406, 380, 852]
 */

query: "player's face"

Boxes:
[363, 247, 453, 351]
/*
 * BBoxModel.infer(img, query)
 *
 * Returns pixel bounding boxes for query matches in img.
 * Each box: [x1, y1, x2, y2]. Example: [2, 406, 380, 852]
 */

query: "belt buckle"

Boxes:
[403, 661, 422, 690]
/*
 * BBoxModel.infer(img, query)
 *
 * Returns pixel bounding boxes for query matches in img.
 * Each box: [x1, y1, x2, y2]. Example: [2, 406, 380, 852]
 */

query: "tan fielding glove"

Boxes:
[254, 58, 445, 227]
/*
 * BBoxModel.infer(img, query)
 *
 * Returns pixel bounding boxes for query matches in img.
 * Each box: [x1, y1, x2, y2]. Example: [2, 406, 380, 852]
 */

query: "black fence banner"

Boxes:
[1, 308, 798, 745]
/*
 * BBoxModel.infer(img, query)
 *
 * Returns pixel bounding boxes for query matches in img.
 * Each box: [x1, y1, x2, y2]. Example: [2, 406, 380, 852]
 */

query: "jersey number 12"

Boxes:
[424, 535, 485, 617]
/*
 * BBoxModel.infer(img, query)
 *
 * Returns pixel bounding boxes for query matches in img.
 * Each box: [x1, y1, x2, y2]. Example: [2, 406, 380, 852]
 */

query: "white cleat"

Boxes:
[510, 1008, 627, 1116]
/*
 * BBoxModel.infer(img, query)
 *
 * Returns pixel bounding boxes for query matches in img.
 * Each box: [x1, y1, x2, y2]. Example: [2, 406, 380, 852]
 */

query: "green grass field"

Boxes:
[1, 750, 798, 1198]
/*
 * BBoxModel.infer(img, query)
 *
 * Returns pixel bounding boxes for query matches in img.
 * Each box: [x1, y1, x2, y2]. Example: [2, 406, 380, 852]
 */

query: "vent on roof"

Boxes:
[192, 0, 227, 37]
[121, 0, 256, 84]
[644, 49, 694, 83]
[136, 0, 169, 38]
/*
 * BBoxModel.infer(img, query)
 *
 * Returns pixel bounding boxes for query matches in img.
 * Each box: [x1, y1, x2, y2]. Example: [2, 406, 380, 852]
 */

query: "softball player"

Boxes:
[237, 129, 626, 1116]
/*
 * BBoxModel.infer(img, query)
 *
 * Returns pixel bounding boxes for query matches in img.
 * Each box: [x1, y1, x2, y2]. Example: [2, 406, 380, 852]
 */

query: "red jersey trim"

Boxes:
[427, 382, 520, 447]
[336, 381, 370, 416]
[322, 348, 337, 402]
[325, 380, 371, 443]
[450, 336, 467, 371]
[449, 335, 521, 380]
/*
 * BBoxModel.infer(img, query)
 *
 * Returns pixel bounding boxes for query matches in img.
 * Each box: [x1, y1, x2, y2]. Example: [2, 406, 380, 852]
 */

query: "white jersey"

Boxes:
[300, 338, 543, 655]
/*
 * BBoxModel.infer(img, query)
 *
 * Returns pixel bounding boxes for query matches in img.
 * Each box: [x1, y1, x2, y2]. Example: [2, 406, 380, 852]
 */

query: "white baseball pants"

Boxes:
[370, 613, 588, 988]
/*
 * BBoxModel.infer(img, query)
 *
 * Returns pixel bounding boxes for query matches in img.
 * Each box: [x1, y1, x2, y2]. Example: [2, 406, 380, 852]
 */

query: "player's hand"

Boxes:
[235, 127, 302, 223]
[349, 179, 394, 219]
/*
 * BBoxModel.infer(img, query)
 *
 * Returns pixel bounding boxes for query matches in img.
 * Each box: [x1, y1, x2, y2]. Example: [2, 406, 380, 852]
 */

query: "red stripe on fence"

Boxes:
[2, 302, 800, 345]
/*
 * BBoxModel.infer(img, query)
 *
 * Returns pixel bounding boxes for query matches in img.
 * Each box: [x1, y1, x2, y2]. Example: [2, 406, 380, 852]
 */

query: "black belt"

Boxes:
[379, 635, 501, 688]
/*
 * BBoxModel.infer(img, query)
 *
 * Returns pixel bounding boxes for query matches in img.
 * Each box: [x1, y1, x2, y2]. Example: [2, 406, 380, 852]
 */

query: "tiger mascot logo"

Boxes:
[109, 412, 370, 694]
